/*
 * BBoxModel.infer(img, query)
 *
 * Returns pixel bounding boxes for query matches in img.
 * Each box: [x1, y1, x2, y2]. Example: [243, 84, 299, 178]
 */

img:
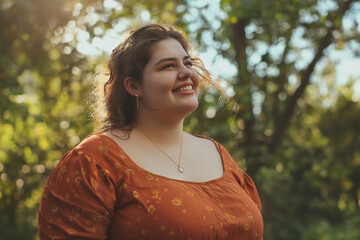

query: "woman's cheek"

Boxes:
[191, 70, 200, 94]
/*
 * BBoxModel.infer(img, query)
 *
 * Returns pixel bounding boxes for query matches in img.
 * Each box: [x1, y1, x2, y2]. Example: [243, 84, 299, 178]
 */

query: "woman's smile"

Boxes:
[139, 38, 200, 114]
[172, 84, 194, 94]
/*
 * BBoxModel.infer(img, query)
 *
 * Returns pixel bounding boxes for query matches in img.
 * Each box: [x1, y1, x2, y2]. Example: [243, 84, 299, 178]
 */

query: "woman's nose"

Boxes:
[178, 65, 192, 80]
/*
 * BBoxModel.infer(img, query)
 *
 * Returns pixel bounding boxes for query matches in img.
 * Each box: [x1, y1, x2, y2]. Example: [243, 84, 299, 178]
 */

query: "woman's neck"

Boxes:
[134, 114, 184, 147]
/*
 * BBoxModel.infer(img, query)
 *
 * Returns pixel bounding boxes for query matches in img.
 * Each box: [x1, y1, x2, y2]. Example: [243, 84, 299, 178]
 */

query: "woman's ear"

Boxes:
[124, 77, 141, 97]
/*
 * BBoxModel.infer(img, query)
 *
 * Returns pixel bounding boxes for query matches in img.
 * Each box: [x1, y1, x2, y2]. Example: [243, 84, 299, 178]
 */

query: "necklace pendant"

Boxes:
[178, 166, 184, 173]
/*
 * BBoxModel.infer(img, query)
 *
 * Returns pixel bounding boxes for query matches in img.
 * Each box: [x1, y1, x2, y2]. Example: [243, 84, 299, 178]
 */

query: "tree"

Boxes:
[181, 1, 360, 239]
[190, 0, 360, 167]
[1, 0, 359, 239]
[0, 0, 93, 238]
[0, 0, 187, 239]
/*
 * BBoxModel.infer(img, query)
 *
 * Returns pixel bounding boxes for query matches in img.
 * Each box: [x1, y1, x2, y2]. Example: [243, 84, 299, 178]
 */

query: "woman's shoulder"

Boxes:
[54, 133, 125, 177]
[73, 132, 119, 154]
[54, 133, 123, 170]
[189, 134, 244, 169]
[188, 133, 220, 148]
[188, 133, 230, 157]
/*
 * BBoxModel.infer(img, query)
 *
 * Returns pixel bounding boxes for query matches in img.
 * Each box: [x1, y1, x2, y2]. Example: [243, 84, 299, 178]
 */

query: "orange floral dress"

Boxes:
[38, 133, 263, 240]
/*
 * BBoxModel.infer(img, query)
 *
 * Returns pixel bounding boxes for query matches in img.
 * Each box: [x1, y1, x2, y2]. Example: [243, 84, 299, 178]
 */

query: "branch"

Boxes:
[232, 19, 249, 79]
[271, 29, 295, 119]
[231, 19, 256, 146]
[269, 0, 357, 152]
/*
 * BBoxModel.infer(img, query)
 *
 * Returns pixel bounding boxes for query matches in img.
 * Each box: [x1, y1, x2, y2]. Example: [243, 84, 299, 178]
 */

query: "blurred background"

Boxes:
[1, 0, 360, 239]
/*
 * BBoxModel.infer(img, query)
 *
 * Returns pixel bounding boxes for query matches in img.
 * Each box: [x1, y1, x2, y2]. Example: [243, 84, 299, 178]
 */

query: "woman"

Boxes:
[38, 24, 263, 240]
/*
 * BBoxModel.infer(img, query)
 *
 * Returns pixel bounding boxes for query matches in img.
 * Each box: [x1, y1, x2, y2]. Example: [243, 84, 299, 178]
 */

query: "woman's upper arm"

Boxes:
[38, 149, 117, 240]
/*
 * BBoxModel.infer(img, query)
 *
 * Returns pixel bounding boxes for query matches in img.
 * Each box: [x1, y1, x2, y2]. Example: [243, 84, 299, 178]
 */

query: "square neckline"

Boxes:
[96, 133, 228, 184]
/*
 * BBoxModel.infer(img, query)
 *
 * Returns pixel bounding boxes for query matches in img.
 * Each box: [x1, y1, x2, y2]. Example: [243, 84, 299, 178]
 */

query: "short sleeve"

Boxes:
[38, 149, 116, 240]
[218, 143, 262, 212]
[241, 171, 262, 211]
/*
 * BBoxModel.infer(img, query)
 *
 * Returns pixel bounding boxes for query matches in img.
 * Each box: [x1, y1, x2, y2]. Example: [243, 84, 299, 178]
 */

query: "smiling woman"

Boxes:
[38, 23, 263, 240]
[93, 24, 210, 132]
[131, 38, 200, 118]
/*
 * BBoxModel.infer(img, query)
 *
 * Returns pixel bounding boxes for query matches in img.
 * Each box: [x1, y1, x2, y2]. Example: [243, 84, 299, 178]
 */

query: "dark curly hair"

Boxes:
[91, 23, 217, 134]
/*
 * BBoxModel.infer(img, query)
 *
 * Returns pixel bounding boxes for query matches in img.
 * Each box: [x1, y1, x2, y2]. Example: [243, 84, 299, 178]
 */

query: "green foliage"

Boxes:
[257, 84, 360, 239]
[186, 0, 360, 239]
[1, 0, 359, 239]
[0, 0, 93, 238]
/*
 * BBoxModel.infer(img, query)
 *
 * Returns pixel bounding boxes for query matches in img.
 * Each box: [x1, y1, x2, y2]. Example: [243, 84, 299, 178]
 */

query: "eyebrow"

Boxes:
[154, 56, 191, 66]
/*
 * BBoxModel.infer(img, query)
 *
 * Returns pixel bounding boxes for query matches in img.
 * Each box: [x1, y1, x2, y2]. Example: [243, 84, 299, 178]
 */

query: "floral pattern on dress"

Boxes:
[38, 133, 263, 240]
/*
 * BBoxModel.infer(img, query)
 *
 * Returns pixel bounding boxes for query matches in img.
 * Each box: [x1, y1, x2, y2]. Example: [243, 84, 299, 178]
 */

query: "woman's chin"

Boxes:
[181, 100, 199, 115]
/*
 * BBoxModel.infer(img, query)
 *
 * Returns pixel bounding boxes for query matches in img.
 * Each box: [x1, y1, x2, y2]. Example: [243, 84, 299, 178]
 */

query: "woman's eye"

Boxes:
[163, 64, 174, 69]
[185, 62, 193, 68]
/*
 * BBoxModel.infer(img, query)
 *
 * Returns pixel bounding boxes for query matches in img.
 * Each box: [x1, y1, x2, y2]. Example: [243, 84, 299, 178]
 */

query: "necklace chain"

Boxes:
[137, 128, 184, 173]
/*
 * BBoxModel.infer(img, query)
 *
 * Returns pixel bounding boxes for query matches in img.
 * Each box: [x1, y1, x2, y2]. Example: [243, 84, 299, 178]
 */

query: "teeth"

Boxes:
[175, 85, 193, 92]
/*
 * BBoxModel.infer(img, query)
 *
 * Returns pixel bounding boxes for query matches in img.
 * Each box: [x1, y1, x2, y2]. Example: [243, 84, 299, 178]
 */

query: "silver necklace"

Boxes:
[137, 128, 184, 173]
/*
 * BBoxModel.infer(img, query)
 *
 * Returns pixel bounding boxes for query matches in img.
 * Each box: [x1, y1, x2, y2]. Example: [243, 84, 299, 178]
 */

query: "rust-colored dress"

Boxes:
[38, 133, 263, 240]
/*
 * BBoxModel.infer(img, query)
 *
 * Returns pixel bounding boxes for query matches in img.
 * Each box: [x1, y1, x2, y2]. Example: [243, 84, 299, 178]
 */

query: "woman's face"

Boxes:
[138, 38, 200, 118]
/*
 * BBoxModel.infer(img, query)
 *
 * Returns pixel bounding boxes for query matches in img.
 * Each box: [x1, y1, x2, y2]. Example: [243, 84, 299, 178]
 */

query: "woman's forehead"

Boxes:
[149, 39, 188, 62]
